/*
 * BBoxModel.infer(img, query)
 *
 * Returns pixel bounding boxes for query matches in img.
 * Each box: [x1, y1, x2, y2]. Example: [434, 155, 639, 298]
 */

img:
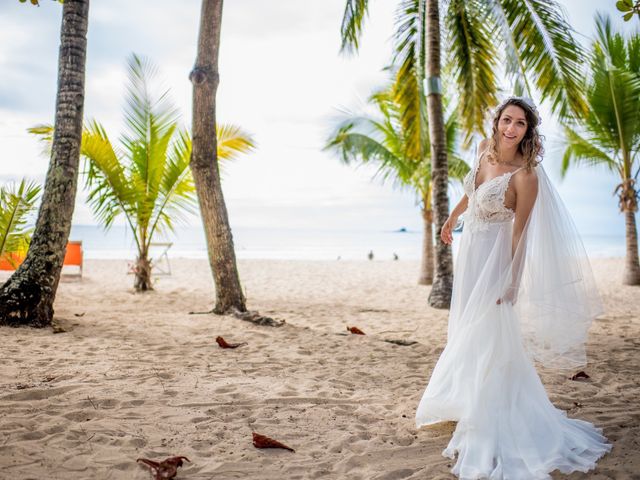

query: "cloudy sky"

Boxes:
[0, 0, 635, 235]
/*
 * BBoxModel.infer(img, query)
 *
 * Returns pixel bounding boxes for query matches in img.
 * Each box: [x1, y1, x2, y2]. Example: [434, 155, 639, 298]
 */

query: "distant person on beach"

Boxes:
[367, 250, 374, 261]
[415, 97, 611, 478]
[393, 253, 398, 261]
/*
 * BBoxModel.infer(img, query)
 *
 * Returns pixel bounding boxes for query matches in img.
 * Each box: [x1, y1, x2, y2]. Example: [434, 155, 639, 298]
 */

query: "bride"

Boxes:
[415, 97, 612, 479]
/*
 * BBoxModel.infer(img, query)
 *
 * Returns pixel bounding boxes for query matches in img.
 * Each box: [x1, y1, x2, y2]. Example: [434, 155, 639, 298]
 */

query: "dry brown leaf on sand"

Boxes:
[252, 432, 295, 452]
[570, 371, 590, 381]
[346, 326, 365, 335]
[137, 456, 190, 479]
[216, 336, 247, 349]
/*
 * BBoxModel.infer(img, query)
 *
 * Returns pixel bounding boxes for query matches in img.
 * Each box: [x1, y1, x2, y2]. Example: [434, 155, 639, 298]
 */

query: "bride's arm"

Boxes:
[512, 170, 539, 256]
[440, 195, 469, 245]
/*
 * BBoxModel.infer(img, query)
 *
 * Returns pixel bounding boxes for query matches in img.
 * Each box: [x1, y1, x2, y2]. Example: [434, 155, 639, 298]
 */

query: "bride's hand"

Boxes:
[497, 285, 518, 305]
[440, 216, 457, 245]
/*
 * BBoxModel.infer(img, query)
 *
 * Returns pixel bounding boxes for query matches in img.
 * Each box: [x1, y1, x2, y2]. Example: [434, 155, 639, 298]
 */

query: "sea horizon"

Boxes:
[69, 224, 626, 261]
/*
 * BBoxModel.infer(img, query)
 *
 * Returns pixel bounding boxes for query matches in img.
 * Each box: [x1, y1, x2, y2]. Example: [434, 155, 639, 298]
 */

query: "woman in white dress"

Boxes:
[415, 97, 612, 479]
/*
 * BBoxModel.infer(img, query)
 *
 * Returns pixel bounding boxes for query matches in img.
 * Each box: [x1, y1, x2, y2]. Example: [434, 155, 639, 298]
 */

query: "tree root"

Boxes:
[188, 307, 285, 327]
[230, 308, 285, 327]
[383, 338, 418, 346]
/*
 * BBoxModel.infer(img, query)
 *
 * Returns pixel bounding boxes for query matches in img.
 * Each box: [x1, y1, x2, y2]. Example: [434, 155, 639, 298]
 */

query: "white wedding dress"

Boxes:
[415, 159, 611, 479]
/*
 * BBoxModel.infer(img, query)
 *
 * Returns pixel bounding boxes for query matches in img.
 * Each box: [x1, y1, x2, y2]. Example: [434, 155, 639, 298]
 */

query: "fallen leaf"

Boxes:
[252, 432, 295, 452]
[570, 371, 590, 381]
[216, 336, 247, 349]
[137, 456, 190, 479]
[347, 326, 365, 335]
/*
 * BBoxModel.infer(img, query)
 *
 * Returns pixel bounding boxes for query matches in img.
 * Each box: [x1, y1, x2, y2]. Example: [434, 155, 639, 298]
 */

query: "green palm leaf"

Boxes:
[561, 126, 618, 177]
[82, 120, 139, 235]
[0, 179, 41, 260]
[340, 0, 370, 54]
[391, 0, 427, 161]
[445, 0, 499, 141]
[326, 82, 468, 194]
[561, 14, 640, 188]
[493, 0, 587, 118]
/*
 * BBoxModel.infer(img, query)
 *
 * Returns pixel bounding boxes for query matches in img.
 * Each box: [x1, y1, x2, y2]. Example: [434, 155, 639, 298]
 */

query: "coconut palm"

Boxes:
[325, 85, 469, 284]
[189, 0, 248, 315]
[0, 0, 89, 328]
[561, 14, 640, 285]
[31, 54, 255, 291]
[0, 180, 41, 266]
[340, 0, 585, 308]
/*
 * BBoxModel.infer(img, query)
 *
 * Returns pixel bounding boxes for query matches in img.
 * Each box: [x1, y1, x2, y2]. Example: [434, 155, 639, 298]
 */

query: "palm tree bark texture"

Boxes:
[190, 0, 246, 314]
[419, 197, 434, 285]
[425, 0, 453, 308]
[622, 179, 640, 284]
[0, 0, 89, 328]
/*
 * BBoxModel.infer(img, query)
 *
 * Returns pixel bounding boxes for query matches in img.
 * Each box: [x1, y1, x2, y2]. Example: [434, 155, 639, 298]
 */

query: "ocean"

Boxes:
[69, 224, 626, 261]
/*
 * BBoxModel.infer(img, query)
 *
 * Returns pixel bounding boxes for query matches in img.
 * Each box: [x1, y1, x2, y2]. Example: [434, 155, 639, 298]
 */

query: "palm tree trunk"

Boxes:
[0, 0, 89, 328]
[190, 0, 246, 314]
[623, 207, 640, 285]
[425, 0, 453, 308]
[418, 205, 434, 285]
[134, 250, 153, 291]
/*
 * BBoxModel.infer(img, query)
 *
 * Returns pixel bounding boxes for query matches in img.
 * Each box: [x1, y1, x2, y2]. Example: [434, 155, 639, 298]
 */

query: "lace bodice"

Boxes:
[462, 160, 523, 232]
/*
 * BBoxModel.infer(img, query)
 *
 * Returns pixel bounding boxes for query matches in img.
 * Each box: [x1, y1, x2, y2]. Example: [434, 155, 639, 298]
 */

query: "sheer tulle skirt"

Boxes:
[415, 221, 611, 480]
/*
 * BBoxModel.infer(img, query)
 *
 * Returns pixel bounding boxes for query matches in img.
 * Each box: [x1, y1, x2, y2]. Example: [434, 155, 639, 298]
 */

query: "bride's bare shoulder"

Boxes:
[513, 166, 539, 194]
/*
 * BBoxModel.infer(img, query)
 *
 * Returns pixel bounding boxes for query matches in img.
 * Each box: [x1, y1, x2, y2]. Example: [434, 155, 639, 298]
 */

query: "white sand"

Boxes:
[0, 258, 638, 479]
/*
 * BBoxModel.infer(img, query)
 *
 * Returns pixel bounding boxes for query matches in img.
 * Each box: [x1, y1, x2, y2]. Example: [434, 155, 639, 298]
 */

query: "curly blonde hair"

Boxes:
[484, 97, 544, 172]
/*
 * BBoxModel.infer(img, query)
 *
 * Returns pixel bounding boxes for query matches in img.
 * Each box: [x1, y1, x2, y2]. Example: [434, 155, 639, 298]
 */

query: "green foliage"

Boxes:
[340, 0, 370, 54]
[325, 82, 469, 203]
[340, 0, 586, 143]
[0, 180, 41, 262]
[30, 53, 255, 259]
[18, 0, 63, 5]
[616, 0, 640, 22]
[561, 14, 640, 208]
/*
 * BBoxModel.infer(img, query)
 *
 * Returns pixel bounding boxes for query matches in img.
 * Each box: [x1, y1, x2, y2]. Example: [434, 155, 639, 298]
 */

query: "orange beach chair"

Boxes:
[0, 241, 83, 277]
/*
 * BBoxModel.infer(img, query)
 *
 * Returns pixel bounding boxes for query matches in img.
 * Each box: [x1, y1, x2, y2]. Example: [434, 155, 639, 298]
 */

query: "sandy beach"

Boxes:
[0, 258, 638, 479]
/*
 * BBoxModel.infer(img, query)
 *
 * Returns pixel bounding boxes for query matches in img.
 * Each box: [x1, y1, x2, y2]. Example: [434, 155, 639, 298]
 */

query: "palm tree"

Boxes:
[340, 0, 585, 307]
[190, 0, 248, 314]
[31, 54, 255, 291]
[0, 0, 89, 328]
[325, 85, 469, 284]
[561, 14, 640, 285]
[0, 180, 41, 266]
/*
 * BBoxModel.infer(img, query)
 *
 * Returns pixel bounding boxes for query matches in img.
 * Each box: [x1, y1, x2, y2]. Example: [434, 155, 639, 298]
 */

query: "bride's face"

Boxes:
[497, 105, 528, 148]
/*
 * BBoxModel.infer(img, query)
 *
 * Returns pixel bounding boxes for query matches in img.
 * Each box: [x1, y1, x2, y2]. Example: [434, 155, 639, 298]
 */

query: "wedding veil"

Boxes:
[507, 164, 603, 370]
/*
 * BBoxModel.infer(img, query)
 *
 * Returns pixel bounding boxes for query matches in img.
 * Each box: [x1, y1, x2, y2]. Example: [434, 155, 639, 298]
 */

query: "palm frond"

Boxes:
[493, 0, 587, 118]
[340, 0, 370, 54]
[82, 120, 139, 233]
[445, 0, 499, 141]
[147, 128, 197, 242]
[0, 179, 41, 258]
[391, 0, 427, 161]
[27, 123, 55, 158]
[588, 19, 640, 159]
[216, 123, 256, 178]
[560, 126, 618, 177]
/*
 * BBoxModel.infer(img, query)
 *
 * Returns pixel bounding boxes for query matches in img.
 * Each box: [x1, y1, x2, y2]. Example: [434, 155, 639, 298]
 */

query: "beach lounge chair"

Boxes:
[62, 241, 83, 278]
[150, 242, 173, 276]
[0, 241, 83, 278]
[126, 242, 173, 276]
